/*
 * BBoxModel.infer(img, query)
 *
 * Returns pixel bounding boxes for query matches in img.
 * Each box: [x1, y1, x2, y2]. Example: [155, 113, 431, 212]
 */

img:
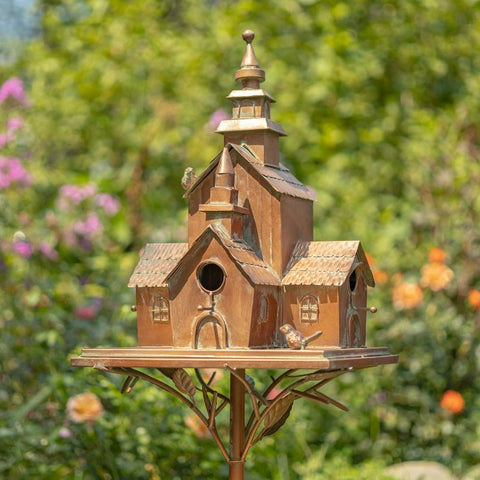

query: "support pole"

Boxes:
[229, 369, 245, 480]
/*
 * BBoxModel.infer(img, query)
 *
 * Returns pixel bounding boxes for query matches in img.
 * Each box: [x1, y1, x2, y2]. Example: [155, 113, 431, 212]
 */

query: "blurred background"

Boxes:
[1, 1, 480, 479]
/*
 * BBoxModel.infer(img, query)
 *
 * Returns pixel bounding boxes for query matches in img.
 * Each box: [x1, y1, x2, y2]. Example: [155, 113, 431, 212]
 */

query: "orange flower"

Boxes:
[67, 392, 104, 424]
[420, 263, 454, 291]
[392, 282, 423, 310]
[185, 414, 209, 438]
[373, 269, 389, 285]
[440, 390, 465, 414]
[429, 247, 447, 264]
[365, 252, 375, 267]
[468, 289, 480, 309]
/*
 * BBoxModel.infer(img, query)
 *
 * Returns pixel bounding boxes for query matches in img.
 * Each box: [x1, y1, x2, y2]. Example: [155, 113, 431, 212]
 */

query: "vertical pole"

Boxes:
[229, 369, 245, 480]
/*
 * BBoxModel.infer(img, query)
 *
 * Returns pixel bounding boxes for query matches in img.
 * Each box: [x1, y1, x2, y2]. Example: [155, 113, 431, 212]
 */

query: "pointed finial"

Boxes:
[215, 147, 234, 187]
[235, 30, 265, 89]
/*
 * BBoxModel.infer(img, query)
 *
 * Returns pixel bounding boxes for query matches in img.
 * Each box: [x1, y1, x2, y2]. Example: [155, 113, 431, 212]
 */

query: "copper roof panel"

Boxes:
[128, 243, 188, 287]
[283, 240, 374, 287]
[242, 264, 280, 285]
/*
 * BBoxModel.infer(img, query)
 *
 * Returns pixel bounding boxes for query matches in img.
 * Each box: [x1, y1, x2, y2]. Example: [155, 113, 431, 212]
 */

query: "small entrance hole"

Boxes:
[198, 263, 225, 292]
[349, 270, 357, 292]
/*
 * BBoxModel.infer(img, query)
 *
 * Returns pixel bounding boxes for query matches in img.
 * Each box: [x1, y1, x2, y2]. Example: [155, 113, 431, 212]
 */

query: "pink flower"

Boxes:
[0, 157, 32, 189]
[39, 242, 59, 261]
[207, 109, 230, 131]
[74, 305, 98, 320]
[0, 78, 27, 105]
[58, 183, 98, 208]
[58, 427, 73, 438]
[95, 193, 120, 216]
[73, 212, 103, 237]
[7, 117, 24, 132]
[13, 241, 34, 258]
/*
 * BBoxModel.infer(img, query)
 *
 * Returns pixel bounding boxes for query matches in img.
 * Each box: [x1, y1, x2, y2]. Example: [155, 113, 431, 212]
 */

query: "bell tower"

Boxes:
[216, 30, 286, 167]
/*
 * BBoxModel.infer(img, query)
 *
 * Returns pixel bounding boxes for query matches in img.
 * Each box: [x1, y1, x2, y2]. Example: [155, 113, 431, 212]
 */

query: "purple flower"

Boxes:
[58, 183, 97, 208]
[95, 193, 120, 216]
[13, 241, 34, 258]
[39, 242, 59, 261]
[7, 117, 24, 132]
[0, 78, 27, 105]
[58, 427, 73, 438]
[207, 109, 230, 131]
[0, 157, 32, 189]
[73, 212, 103, 237]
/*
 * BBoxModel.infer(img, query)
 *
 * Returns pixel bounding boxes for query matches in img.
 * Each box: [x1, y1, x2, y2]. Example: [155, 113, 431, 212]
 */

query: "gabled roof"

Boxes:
[184, 143, 316, 202]
[166, 224, 280, 287]
[128, 243, 188, 288]
[282, 240, 375, 287]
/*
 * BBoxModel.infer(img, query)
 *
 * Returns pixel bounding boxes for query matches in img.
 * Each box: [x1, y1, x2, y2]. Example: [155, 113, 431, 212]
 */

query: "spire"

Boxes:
[215, 30, 286, 166]
[215, 147, 235, 187]
[235, 30, 265, 89]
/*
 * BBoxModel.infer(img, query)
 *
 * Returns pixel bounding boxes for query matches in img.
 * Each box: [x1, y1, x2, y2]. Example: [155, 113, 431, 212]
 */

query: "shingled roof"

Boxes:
[128, 243, 188, 288]
[282, 240, 375, 287]
[165, 224, 281, 287]
[184, 143, 316, 202]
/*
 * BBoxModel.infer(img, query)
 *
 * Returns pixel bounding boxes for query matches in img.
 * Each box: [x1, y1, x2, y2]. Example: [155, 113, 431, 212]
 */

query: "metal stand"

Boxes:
[229, 369, 246, 480]
[97, 364, 354, 479]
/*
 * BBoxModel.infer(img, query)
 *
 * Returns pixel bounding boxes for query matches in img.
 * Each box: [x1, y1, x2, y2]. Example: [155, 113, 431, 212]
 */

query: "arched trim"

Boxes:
[192, 312, 229, 349]
[347, 313, 362, 348]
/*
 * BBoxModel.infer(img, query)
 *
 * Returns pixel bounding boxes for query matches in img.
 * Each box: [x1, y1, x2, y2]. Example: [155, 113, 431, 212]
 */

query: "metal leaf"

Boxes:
[262, 402, 293, 438]
[263, 394, 294, 432]
[172, 369, 196, 399]
[158, 368, 176, 379]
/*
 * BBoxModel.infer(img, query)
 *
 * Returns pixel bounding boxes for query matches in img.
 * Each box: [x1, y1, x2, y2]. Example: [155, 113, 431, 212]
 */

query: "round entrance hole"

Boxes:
[198, 263, 225, 292]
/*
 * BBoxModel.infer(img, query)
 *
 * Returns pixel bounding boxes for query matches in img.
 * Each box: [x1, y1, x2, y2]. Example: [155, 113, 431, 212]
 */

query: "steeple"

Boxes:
[234, 30, 265, 89]
[199, 147, 248, 239]
[216, 30, 286, 167]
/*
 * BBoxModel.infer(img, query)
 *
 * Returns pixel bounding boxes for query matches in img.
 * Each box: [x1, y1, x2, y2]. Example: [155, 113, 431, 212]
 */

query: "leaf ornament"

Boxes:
[172, 369, 196, 400]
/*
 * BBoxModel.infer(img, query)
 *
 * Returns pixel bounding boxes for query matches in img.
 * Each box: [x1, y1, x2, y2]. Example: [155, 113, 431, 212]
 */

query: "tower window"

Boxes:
[151, 296, 169, 323]
[198, 262, 225, 293]
[300, 295, 319, 323]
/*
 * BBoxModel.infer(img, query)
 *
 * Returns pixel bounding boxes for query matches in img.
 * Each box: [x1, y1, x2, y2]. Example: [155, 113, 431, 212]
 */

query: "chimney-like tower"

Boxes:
[216, 30, 286, 167]
[199, 147, 248, 240]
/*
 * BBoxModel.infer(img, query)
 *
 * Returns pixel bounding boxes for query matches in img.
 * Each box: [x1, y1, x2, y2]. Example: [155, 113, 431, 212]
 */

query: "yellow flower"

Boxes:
[392, 282, 423, 310]
[420, 263, 454, 291]
[67, 392, 103, 424]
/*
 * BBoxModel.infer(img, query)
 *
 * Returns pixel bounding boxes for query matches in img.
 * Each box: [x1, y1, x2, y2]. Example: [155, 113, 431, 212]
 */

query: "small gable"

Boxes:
[128, 243, 188, 288]
[283, 240, 375, 287]
[166, 224, 280, 288]
[184, 143, 316, 202]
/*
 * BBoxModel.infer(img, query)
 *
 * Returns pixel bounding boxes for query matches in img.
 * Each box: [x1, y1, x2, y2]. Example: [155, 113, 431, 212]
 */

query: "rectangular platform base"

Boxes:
[71, 346, 398, 370]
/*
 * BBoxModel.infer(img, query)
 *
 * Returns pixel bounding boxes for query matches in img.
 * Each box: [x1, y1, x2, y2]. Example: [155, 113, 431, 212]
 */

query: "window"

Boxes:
[258, 294, 268, 324]
[151, 296, 169, 323]
[300, 295, 319, 323]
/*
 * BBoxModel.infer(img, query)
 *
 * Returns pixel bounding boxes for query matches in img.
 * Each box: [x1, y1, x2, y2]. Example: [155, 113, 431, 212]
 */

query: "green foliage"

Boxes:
[1, 0, 480, 478]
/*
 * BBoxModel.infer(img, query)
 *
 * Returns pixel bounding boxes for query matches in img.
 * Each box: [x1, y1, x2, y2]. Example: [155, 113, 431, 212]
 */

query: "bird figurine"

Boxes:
[279, 323, 323, 350]
[181, 167, 197, 190]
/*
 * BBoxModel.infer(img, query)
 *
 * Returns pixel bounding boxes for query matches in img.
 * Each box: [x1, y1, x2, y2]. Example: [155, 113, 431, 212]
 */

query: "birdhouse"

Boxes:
[72, 31, 398, 480]
[128, 31, 377, 352]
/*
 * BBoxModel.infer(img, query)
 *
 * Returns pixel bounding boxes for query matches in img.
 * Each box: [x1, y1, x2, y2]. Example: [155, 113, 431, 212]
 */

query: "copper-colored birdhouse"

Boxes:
[72, 30, 397, 480]
[127, 31, 377, 356]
